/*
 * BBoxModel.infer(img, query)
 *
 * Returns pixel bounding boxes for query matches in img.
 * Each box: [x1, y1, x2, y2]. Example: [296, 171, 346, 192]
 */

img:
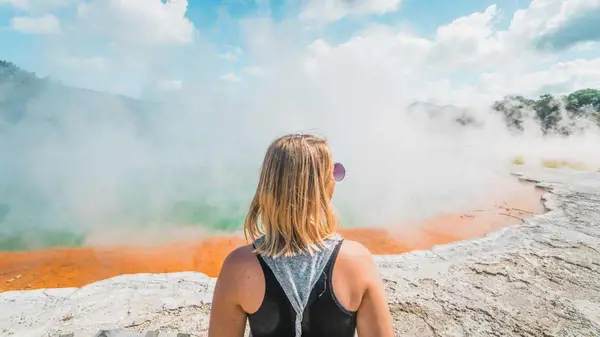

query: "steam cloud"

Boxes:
[1, 9, 600, 250]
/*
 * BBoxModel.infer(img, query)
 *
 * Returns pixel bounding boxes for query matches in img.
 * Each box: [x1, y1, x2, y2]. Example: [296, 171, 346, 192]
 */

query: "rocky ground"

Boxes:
[1, 167, 599, 337]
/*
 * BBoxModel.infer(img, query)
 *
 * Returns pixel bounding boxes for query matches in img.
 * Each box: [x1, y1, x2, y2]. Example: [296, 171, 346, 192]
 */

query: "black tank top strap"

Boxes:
[322, 239, 354, 316]
[255, 253, 271, 276]
[325, 238, 344, 279]
[252, 244, 278, 288]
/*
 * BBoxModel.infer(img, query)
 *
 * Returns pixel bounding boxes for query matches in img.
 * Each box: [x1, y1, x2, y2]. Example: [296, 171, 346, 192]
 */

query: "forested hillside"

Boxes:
[0, 60, 157, 125]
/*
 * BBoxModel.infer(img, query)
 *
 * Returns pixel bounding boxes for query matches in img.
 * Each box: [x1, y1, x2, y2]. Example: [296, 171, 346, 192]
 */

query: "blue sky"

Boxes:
[0, 0, 599, 103]
[0, 0, 528, 72]
[183, 0, 532, 51]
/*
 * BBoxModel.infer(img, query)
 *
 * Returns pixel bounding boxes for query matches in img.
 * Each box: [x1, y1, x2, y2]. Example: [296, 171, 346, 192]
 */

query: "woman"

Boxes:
[208, 133, 394, 337]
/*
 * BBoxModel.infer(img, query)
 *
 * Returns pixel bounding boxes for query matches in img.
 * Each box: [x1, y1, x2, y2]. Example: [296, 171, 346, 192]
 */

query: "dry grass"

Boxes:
[512, 156, 525, 165]
[511, 156, 599, 172]
[541, 160, 589, 170]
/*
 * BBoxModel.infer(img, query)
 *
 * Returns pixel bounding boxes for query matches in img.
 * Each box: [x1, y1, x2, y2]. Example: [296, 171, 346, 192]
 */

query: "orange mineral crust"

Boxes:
[0, 183, 544, 292]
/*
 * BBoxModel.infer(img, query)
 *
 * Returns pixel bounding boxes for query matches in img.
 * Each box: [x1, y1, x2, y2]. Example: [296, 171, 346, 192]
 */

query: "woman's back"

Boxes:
[208, 134, 393, 337]
[209, 236, 393, 337]
[249, 234, 355, 337]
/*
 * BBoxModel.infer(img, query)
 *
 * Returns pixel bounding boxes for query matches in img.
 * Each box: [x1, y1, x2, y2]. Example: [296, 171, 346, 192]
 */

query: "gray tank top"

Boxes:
[252, 233, 344, 337]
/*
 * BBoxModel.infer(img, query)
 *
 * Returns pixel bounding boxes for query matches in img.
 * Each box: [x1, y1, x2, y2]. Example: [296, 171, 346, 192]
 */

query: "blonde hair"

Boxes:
[244, 133, 338, 257]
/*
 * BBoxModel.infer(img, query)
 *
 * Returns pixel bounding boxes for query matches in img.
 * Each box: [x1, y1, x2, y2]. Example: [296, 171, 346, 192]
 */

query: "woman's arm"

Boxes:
[208, 248, 249, 337]
[355, 251, 394, 337]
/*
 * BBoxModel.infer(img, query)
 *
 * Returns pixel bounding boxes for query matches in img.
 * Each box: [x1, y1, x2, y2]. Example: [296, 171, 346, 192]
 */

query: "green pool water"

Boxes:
[0, 199, 246, 251]
[0, 200, 360, 252]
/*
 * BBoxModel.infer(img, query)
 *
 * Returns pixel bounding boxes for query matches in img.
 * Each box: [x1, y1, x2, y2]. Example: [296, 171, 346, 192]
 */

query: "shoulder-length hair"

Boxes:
[244, 133, 338, 257]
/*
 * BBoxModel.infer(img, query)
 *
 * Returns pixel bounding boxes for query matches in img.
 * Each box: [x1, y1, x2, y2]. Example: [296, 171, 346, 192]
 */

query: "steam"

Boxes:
[1, 13, 600, 250]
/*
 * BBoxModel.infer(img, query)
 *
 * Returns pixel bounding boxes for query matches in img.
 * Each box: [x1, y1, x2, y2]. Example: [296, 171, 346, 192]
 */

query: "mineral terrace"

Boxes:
[1, 167, 599, 337]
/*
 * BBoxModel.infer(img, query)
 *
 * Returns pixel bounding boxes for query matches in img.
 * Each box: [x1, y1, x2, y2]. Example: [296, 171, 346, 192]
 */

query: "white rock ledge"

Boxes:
[1, 167, 600, 337]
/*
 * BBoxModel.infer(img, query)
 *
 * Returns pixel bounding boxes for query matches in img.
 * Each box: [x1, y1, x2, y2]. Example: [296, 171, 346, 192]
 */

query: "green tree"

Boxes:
[492, 95, 535, 132]
[533, 93, 563, 134]
[0, 60, 20, 77]
[566, 89, 600, 112]
[565, 89, 600, 126]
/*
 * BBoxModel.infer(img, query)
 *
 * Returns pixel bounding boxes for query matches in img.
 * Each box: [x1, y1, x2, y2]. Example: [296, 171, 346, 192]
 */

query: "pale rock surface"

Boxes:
[1, 167, 599, 337]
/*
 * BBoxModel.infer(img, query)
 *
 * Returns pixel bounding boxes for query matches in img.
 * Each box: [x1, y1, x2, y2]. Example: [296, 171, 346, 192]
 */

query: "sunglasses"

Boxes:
[333, 162, 346, 182]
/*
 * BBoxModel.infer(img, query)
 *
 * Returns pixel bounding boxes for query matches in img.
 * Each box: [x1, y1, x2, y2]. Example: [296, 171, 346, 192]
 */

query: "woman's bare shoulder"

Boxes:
[220, 244, 261, 275]
[337, 239, 377, 275]
[217, 244, 263, 304]
[218, 245, 261, 288]
[213, 244, 265, 315]
[223, 244, 256, 262]
[339, 239, 374, 260]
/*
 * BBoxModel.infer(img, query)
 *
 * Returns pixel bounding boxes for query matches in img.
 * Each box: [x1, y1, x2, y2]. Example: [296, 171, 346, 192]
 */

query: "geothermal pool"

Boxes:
[0, 179, 544, 292]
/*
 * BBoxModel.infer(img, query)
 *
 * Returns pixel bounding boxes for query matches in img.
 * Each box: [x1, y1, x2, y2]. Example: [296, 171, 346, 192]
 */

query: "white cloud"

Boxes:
[73, 0, 195, 47]
[243, 66, 266, 76]
[2, 0, 194, 44]
[220, 73, 242, 83]
[11, 14, 61, 35]
[0, 0, 18, 6]
[57, 56, 109, 70]
[299, 0, 402, 23]
[284, 0, 600, 107]
[7, 0, 199, 96]
[479, 58, 600, 96]
[510, 0, 599, 38]
[572, 41, 599, 51]
[510, 0, 600, 50]
[402, 0, 600, 73]
[156, 79, 183, 92]
[221, 52, 239, 61]
[221, 46, 244, 61]
[431, 5, 507, 67]
[0, 0, 72, 13]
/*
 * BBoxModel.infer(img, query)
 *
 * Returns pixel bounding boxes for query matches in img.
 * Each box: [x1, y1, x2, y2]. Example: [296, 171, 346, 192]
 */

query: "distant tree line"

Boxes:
[1, 60, 155, 125]
[0, 60, 49, 123]
[492, 89, 600, 135]
[0, 60, 41, 86]
[2, 59, 600, 135]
